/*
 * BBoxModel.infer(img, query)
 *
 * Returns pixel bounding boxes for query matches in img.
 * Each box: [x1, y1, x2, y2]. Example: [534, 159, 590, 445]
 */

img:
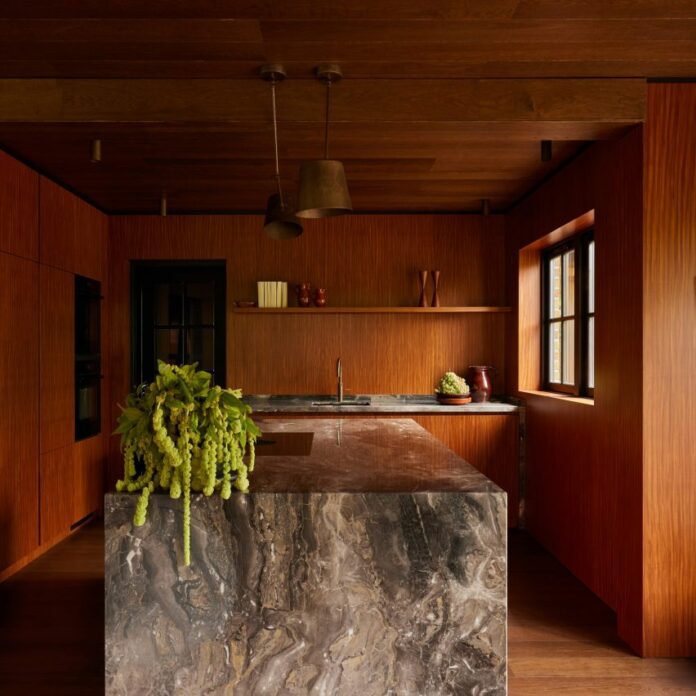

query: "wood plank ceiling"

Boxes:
[0, 1, 693, 213]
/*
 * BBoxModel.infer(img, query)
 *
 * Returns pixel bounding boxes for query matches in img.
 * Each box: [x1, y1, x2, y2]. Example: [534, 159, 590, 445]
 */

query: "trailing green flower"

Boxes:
[114, 361, 261, 566]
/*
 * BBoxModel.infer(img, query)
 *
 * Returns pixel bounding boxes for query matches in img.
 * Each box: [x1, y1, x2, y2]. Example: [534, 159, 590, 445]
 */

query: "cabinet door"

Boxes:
[40, 447, 74, 544]
[0, 150, 39, 261]
[73, 436, 104, 522]
[39, 177, 107, 280]
[40, 266, 74, 453]
[0, 252, 39, 571]
[41, 438, 103, 544]
[414, 414, 520, 527]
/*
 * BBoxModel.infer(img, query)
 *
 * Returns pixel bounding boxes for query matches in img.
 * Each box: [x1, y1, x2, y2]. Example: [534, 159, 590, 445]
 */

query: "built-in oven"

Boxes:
[75, 275, 102, 441]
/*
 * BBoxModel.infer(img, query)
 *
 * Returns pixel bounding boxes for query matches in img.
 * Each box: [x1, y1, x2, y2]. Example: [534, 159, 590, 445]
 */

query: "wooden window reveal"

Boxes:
[541, 231, 594, 397]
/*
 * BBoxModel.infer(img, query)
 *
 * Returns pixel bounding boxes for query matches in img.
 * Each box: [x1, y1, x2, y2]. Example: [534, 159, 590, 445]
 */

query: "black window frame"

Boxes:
[541, 230, 595, 398]
[131, 261, 226, 388]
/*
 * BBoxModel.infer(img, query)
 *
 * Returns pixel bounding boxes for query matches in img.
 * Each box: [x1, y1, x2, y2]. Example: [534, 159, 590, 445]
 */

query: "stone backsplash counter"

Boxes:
[244, 393, 521, 415]
[105, 418, 507, 695]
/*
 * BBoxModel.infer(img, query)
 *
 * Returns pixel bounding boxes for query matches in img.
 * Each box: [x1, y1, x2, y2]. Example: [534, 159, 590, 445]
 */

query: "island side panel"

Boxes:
[105, 492, 507, 696]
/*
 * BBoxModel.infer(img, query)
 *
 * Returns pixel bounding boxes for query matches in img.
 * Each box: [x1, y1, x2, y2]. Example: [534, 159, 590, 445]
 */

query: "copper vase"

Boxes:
[418, 270, 429, 307]
[431, 270, 441, 308]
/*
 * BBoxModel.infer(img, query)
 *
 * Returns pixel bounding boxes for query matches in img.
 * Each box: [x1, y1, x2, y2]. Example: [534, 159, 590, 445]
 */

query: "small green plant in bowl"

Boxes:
[114, 361, 261, 565]
[435, 371, 472, 404]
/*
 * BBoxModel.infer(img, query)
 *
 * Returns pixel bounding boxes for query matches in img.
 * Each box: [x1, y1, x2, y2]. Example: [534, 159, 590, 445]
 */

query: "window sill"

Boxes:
[519, 389, 595, 406]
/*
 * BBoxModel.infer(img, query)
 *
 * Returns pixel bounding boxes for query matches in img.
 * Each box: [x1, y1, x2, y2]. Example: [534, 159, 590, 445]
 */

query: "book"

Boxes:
[257, 281, 265, 308]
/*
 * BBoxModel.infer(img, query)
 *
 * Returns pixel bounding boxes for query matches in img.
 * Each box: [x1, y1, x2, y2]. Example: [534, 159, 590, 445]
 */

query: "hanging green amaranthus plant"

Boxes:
[114, 361, 260, 566]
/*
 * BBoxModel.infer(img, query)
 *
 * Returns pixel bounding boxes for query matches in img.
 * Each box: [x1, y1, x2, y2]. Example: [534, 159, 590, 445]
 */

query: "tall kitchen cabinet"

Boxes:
[0, 151, 40, 575]
[0, 150, 108, 579]
[39, 178, 109, 546]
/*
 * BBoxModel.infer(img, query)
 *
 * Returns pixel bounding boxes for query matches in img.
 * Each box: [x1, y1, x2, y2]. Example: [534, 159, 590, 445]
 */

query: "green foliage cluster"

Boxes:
[435, 371, 470, 395]
[115, 361, 260, 565]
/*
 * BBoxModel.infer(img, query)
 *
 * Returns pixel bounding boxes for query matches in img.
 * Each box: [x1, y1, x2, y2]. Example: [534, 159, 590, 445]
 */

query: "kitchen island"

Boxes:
[105, 418, 507, 695]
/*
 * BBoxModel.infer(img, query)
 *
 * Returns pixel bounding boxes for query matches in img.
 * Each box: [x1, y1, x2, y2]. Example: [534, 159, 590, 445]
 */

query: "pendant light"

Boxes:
[296, 64, 352, 219]
[260, 64, 303, 239]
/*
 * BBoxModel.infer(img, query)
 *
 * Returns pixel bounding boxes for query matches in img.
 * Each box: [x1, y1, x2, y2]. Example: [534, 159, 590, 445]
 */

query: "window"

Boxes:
[132, 262, 226, 387]
[542, 231, 594, 397]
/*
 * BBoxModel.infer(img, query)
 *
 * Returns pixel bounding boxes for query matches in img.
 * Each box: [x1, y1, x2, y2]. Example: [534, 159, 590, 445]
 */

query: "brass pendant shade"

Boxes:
[264, 193, 303, 239]
[296, 64, 352, 219]
[296, 159, 352, 218]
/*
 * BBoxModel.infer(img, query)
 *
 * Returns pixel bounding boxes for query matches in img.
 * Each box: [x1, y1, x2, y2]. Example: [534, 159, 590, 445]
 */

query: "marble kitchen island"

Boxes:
[105, 418, 507, 695]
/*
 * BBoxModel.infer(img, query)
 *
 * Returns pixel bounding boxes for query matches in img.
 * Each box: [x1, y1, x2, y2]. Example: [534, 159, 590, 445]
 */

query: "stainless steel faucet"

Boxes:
[337, 357, 344, 403]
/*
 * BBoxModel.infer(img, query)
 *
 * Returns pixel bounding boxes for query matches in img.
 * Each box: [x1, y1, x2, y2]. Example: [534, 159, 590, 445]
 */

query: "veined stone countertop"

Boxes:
[250, 417, 501, 493]
[244, 393, 521, 414]
[105, 418, 507, 695]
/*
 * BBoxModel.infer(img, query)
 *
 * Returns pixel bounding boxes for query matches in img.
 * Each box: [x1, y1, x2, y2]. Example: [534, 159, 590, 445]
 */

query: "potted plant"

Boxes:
[114, 361, 260, 565]
[435, 371, 472, 405]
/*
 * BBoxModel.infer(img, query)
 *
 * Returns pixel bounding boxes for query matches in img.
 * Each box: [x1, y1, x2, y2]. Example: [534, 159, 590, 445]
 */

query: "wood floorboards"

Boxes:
[0, 523, 694, 695]
[0, 522, 104, 696]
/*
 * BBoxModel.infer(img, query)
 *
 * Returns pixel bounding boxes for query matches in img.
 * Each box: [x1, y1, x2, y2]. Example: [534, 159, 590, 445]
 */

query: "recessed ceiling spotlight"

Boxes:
[541, 140, 553, 162]
[90, 138, 102, 163]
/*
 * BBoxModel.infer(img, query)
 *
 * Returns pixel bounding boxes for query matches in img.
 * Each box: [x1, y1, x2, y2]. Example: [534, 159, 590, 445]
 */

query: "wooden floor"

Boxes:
[0, 524, 694, 695]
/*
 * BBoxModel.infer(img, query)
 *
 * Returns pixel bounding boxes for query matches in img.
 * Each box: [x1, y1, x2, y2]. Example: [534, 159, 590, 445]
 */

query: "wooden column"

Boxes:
[642, 82, 696, 658]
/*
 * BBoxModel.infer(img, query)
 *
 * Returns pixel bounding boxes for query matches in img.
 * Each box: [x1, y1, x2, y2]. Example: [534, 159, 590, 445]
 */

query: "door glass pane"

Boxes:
[549, 322, 562, 383]
[563, 249, 575, 316]
[588, 240, 595, 314]
[153, 282, 184, 325]
[185, 328, 215, 370]
[588, 316, 595, 389]
[185, 282, 215, 326]
[563, 319, 575, 385]
[155, 328, 183, 366]
[549, 255, 562, 319]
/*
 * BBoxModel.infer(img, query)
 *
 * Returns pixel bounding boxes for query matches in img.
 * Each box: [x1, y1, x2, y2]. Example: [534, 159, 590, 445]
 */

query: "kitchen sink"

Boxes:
[310, 396, 372, 406]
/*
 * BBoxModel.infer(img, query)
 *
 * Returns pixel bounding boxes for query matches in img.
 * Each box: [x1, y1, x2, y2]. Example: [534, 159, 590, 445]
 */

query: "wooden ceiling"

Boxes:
[0, 1, 693, 213]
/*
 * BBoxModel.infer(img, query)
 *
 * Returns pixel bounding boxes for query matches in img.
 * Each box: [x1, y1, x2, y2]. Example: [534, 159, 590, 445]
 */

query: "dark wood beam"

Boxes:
[0, 78, 646, 123]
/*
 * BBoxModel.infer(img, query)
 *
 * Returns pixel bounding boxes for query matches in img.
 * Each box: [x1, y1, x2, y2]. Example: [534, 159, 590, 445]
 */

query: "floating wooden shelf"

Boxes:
[232, 306, 511, 314]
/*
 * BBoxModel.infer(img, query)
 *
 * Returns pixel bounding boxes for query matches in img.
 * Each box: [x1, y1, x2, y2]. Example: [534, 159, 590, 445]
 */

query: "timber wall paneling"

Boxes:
[506, 128, 645, 653]
[642, 83, 696, 658]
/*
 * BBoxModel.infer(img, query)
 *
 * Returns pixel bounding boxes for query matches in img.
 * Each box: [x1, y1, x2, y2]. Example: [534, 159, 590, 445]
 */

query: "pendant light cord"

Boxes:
[324, 80, 331, 160]
[270, 79, 285, 208]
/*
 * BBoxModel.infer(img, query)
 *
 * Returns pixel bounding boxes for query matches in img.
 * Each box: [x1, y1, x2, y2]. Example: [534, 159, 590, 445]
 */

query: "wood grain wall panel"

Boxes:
[505, 128, 644, 653]
[0, 252, 39, 572]
[642, 83, 696, 658]
[230, 313, 505, 396]
[108, 214, 507, 485]
[413, 414, 519, 526]
[0, 149, 38, 260]
[39, 265, 74, 453]
[39, 176, 108, 280]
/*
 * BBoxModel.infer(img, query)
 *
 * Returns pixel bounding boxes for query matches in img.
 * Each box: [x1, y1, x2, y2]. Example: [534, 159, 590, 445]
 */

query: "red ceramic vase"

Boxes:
[468, 365, 495, 403]
[296, 282, 311, 308]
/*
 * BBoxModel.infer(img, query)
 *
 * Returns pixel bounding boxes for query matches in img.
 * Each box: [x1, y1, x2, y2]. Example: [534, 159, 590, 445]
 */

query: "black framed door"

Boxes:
[132, 261, 226, 387]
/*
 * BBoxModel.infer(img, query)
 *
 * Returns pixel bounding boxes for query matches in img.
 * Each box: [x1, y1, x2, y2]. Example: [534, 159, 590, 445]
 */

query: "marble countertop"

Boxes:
[250, 417, 501, 493]
[244, 393, 521, 414]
